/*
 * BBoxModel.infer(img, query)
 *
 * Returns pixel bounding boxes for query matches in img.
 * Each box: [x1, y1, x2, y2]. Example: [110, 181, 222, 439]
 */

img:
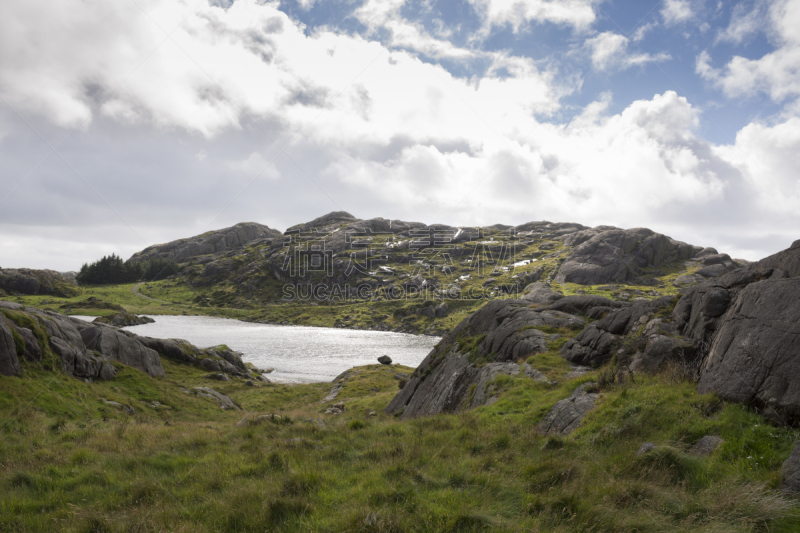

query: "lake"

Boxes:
[73, 315, 440, 383]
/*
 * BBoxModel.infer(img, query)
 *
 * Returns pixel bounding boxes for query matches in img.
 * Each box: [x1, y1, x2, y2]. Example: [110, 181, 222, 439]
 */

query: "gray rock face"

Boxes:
[690, 435, 723, 456]
[674, 239, 800, 350]
[467, 362, 521, 408]
[199, 358, 221, 372]
[27, 312, 106, 379]
[194, 387, 239, 410]
[93, 312, 154, 327]
[0, 268, 79, 297]
[555, 228, 702, 285]
[50, 336, 102, 378]
[541, 295, 627, 317]
[129, 222, 282, 264]
[80, 326, 165, 377]
[134, 336, 196, 364]
[520, 282, 563, 305]
[697, 278, 800, 424]
[9, 325, 41, 362]
[561, 297, 674, 367]
[98, 362, 117, 381]
[386, 353, 474, 419]
[629, 334, 696, 374]
[781, 442, 800, 494]
[378, 355, 392, 365]
[385, 299, 586, 419]
[536, 383, 598, 436]
[0, 317, 22, 376]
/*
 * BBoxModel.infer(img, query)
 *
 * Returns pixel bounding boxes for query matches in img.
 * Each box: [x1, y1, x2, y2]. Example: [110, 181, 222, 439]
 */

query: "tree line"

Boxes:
[76, 254, 179, 285]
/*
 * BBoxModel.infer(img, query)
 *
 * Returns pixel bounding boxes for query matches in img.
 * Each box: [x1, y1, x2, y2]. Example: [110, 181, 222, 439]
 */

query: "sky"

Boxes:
[1, 0, 799, 271]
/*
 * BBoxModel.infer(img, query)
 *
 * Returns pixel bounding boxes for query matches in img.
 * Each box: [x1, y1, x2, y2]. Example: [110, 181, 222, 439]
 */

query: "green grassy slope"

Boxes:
[2, 347, 799, 532]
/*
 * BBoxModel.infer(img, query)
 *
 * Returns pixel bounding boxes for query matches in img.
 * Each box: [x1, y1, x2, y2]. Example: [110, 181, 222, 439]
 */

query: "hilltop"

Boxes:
[2, 212, 748, 336]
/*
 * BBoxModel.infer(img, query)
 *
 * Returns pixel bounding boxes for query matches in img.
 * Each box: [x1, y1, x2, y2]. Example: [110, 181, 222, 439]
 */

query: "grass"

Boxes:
[1, 350, 799, 532]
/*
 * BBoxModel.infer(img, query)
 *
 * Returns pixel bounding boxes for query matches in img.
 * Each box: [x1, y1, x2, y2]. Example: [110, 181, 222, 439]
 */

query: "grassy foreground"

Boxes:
[2, 346, 800, 532]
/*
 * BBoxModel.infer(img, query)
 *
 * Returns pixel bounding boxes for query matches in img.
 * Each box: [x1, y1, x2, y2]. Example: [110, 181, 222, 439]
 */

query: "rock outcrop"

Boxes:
[385, 299, 586, 419]
[93, 312, 155, 327]
[194, 387, 239, 410]
[0, 316, 22, 376]
[555, 228, 703, 285]
[0, 301, 256, 383]
[80, 327, 165, 377]
[384, 233, 800, 426]
[0, 268, 80, 297]
[129, 222, 282, 264]
[560, 297, 673, 367]
[696, 278, 800, 424]
[669, 240, 800, 424]
[536, 383, 598, 436]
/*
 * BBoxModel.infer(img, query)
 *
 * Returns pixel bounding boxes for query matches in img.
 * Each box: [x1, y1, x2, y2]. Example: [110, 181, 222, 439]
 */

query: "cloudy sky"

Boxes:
[1, 0, 799, 271]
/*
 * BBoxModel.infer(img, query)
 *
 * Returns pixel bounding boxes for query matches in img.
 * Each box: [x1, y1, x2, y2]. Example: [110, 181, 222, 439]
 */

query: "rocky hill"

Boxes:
[128, 222, 282, 264]
[121, 212, 747, 308]
[0, 268, 80, 298]
[386, 238, 800, 427]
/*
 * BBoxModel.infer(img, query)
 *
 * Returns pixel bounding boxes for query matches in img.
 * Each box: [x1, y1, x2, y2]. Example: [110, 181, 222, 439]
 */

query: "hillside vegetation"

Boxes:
[3, 356, 799, 532]
[3, 213, 749, 335]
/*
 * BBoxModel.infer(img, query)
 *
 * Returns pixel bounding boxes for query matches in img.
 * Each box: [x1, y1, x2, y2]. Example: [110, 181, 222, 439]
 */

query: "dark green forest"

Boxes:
[76, 254, 178, 285]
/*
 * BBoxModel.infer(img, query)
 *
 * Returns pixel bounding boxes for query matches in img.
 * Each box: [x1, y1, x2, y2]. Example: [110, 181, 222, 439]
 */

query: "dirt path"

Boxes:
[131, 282, 172, 304]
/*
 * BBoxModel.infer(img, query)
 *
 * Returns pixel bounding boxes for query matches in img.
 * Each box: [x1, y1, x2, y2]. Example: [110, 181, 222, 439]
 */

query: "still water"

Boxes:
[75, 315, 440, 383]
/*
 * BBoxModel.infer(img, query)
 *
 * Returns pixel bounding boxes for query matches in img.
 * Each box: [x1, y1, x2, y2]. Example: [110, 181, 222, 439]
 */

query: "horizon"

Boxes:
[2, 0, 799, 271]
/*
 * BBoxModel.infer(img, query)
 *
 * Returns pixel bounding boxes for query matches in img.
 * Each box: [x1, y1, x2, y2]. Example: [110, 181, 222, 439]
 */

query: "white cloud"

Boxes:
[1, 0, 799, 269]
[632, 21, 658, 42]
[354, 0, 482, 61]
[661, 0, 693, 26]
[714, 117, 800, 215]
[468, 0, 599, 36]
[586, 32, 671, 71]
[715, 1, 767, 44]
[229, 152, 281, 178]
[319, 91, 724, 234]
[697, 1, 800, 104]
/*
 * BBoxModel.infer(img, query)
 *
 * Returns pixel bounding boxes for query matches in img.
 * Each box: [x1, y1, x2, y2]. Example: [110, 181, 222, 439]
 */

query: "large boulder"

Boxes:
[536, 383, 598, 436]
[385, 299, 585, 419]
[555, 228, 702, 285]
[629, 334, 696, 374]
[194, 387, 239, 410]
[4, 308, 107, 379]
[697, 278, 800, 424]
[93, 312, 155, 327]
[0, 317, 22, 376]
[520, 282, 563, 305]
[133, 336, 197, 364]
[80, 326, 165, 377]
